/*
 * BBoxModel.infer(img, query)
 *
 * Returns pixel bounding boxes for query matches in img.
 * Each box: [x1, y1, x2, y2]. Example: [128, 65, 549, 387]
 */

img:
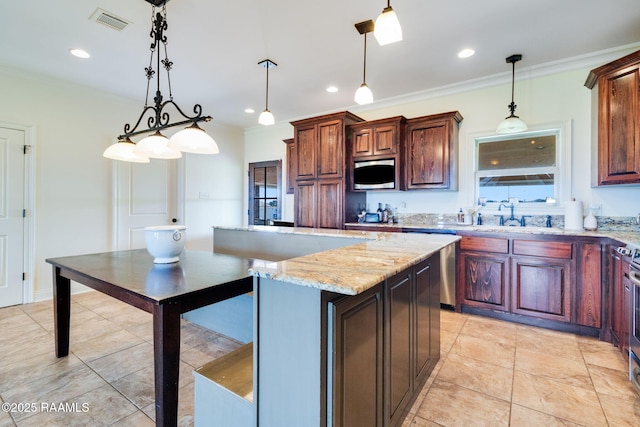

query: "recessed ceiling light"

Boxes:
[457, 48, 475, 58]
[245, 108, 255, 114]
[326, 86, 339, 93]
[70, 48, 91, 59]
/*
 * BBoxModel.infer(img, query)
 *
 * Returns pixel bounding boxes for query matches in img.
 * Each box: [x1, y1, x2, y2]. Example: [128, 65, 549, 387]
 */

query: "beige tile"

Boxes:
[515, 348, 592, 389]
[449, 333, 516, 369]
[0, 305, 25, 321]
[70, 329, 143, 363]
[108, 309, 152, 328]
[439, 328, 457, 355]
[86, 342, 154, 383]
[578, 337, 629, 372]
[588, 363, 640, 402]
[0, 330, 54, 369]
[459, 314, 518, 347]
[598, 392, 640, 426]
[403, 414, 441, 426]
[416, 379, 510, 426]
[0, 396, 15, 427]
[509, 404, 584, 426]
[516, 325, 583, 361]
[179, 335, 242, 369]
[0, 311, 37, 331]
[512, 371, 607, 427]
[437, 352, 513, 401]
[111, 366, 155, 410]
[1, 366, 107, 422]
[0, 352, 84, 394]
[88, 300, 137, 319]
[440, 310, 467, 334]
[15, 384, 138, 427]
[112, 410, 155, 427]
[125, 322, 154, 342]
[141, 381, 195, 426]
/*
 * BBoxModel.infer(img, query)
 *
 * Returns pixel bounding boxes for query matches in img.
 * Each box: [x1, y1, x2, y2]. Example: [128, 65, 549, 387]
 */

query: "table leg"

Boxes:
[53, 267, 71, 358]
[153, 303, 181, 427]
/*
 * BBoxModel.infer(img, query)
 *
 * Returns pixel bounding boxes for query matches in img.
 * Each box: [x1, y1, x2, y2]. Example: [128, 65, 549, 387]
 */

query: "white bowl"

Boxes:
[144, 225, 187, 263]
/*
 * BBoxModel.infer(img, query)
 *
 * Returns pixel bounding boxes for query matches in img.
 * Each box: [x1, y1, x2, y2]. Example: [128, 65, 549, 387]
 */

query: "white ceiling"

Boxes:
[2, 0, 640, 129]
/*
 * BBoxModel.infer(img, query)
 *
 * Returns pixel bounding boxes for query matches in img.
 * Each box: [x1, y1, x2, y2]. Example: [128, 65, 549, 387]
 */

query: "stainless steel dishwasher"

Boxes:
[402, 227, 456, 309]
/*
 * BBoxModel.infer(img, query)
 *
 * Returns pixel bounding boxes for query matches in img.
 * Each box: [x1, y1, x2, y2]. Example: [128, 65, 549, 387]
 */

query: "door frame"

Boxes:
[1, 122, 36, 304]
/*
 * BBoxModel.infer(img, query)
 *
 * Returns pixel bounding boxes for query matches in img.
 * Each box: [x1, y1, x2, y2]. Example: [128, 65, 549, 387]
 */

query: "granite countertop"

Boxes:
[345, 222, 640, 246]
[223, 226, 460, 296]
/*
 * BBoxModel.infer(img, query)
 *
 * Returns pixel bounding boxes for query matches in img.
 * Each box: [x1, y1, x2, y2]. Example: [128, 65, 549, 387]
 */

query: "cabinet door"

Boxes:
[574, 243, 602, 328]
[622, 272, 631, 354]
[414, 256, 439, 385]
[284, 138, 295, 194]
[317, 119, 343, 179]
[511, 257, 571, 322]
[373, 125, 396, 156]
[386, 271, 412, 426]
[294, 180, 315, 227]
[296, 125, 317, 180]
[316, 179, 342, 229]
[406, 119, 450, 189]
[460, 252, 509, 311]
[598, 65, 640, 184]
[331, 285, 384, 427]
[352, 127, 373, 157]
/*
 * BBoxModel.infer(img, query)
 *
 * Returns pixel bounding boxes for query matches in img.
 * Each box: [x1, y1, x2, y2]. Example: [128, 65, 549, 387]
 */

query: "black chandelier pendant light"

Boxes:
[496, 54, 528, 134]
[104, 0, 219, 162]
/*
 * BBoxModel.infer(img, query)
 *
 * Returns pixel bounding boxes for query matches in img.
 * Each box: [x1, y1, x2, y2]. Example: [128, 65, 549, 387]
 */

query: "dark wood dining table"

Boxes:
[46, 249, 262, 427]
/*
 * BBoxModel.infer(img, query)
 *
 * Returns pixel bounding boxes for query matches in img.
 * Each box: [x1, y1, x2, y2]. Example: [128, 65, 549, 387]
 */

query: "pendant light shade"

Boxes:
[496, 54, 528, 134]
[374, 2, 403, 46]
[354, 20, 374, 105]
[135, 131, 182, 159]
[103, 138, 150, 163]
[168, 122, 219, 154]
[258, 59, 277, 126]
[106, 2, 218, 162]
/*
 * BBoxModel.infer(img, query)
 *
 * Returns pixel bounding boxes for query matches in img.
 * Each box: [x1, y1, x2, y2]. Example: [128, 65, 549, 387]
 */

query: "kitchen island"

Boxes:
[194, 226, 459, 427]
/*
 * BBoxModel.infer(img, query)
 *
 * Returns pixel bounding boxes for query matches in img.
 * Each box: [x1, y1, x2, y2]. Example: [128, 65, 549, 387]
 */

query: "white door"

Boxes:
[114, 159, 183, 250]
[0, 127, 25, 307]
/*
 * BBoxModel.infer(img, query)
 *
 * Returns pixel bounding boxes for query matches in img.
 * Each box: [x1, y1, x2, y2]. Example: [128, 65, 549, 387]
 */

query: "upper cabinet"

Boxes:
[405, 111, 463, 190]
[586, 50, 640, 185]
[350, 116, 405, 158]
[283, 138, 295, 194]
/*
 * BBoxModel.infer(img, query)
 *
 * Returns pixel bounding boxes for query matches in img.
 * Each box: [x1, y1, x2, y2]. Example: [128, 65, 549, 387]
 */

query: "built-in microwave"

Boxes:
[353, 159, 396, 190]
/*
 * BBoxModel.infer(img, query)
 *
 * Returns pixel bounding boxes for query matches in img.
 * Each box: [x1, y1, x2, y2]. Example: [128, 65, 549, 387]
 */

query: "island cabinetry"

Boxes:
[608, 245, 631, 354]
[290, 111, 365, 228]
[330, 255, 440, 427]
[405, 111, 462, 190]
[586, 49, 640, 185]
[283, 138, 295, 194]
[458, 233, 603, 334]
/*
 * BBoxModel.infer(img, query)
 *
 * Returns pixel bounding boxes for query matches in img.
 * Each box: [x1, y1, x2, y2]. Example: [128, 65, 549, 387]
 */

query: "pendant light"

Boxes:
[373, 1, 402, 46]
[496, 54, 528, 134]
[354, 20, 374, 105]
[104, 0, 218, 162]
[258, 59, 277, 126]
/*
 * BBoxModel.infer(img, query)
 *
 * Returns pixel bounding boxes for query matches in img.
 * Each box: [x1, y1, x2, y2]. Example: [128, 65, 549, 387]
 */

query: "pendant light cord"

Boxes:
[362, 33, 367, 84]
[265, 62, 270, 110]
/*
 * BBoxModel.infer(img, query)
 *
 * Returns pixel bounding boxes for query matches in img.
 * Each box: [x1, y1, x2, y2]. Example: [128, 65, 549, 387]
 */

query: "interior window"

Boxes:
[248, 160, 282, 225]
[476, 131, 559, 205]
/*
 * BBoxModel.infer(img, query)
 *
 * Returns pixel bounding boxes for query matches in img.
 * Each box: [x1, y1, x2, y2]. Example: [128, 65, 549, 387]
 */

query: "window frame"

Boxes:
[471, 121, 571, 214]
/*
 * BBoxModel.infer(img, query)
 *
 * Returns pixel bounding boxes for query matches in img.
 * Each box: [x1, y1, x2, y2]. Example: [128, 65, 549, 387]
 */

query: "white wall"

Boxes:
[0, 66, 245, 300]
[242, 48, 640, 223]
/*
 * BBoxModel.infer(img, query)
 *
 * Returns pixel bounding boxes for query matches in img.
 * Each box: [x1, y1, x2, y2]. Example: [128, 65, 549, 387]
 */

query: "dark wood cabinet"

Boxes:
[586, 49, 640, 185]
[330, 254, 441, 427]
[283, 138, 295, 194]
[290, 112, 365, 228]
[405, 111, 462, 190]
[608, 246, 631, 354]
[458, 233, 603, 333]
[350, 116, 405, 158]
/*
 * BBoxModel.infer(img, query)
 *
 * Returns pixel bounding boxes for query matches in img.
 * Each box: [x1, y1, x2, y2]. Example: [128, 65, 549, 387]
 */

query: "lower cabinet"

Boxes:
[608, 246, 632, 354]
[330, 255, 440, 427]
[295, 179, 344, 229]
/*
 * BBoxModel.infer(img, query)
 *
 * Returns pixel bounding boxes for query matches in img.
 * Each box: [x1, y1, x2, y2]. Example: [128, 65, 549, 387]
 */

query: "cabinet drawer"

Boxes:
[512, 239, 572, 259]
[460, 236, 508, 254]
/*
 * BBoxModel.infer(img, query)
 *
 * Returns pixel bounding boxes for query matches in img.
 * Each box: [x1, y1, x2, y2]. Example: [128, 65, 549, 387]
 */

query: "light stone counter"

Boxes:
[215, 225, 459, 296]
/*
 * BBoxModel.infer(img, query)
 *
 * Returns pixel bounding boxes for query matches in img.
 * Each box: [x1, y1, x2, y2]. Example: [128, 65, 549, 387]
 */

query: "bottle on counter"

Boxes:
[477, 212, 482, 225]
[457, 208, 465, 224]
[377, 203, 383, 222]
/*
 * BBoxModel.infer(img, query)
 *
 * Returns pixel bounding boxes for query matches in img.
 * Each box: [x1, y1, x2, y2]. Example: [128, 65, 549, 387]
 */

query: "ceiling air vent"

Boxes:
[89, 8, 130, 31]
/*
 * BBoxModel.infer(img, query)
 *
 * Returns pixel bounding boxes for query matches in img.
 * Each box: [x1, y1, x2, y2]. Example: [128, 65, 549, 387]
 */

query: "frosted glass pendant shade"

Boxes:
[258, 109, 275, 126]
[374, 7, 402, 46]
[496, 115, 528, 134]
[135, 131, 182, 159]
[354, 83, 374, 105]
[168, 123, 219, 154]
[103, 139, 150, 163]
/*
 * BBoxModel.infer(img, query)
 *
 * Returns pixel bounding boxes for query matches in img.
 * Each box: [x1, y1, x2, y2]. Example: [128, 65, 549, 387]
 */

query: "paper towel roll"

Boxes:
[564, 200, 584, 231]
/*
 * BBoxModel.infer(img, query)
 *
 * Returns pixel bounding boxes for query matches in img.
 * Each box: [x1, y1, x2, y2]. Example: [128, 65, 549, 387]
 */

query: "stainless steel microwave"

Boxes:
[353, 159, 396, 190]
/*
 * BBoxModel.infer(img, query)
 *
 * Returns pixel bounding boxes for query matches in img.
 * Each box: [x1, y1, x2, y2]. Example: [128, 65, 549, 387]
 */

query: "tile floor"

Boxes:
[0, 291, 639, 426]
